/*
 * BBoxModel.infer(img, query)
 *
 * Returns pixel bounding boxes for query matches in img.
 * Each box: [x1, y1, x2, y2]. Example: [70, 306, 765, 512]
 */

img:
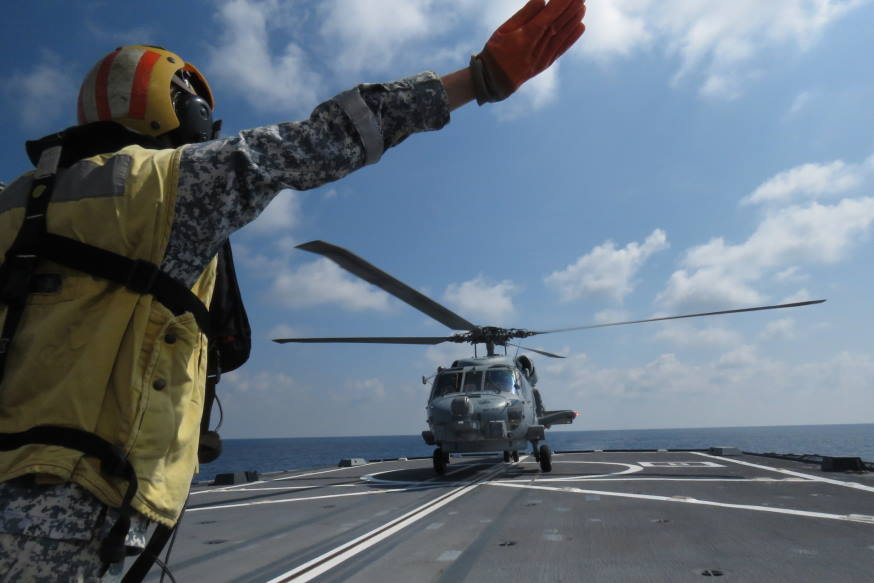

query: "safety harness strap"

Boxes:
[0, 426, 138, 565]
[0, 147, 60, 382]
[38, 232, 211, 335]
[121, 524, 175, 583]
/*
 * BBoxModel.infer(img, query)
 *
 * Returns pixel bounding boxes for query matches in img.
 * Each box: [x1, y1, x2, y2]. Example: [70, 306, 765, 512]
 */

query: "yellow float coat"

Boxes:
[0, 145, 216, 526]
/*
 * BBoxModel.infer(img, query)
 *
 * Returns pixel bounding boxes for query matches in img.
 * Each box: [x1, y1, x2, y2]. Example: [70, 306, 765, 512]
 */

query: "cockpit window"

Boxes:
[432, 372, 461, 398]
[484, 369, 516, 394]
[434, 368, 518, 396]
[462, 371, 483, 393]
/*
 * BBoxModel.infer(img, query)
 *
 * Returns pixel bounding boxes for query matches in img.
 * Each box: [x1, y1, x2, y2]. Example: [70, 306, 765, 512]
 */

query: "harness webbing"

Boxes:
[0, 426, 138, 565]
[0, 169, 210, 384]
[0, 156, 57, 381]
[38, 232, 211, 334]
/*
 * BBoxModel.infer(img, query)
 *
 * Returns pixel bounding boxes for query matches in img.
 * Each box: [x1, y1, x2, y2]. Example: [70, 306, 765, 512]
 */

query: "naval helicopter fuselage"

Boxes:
[421, 353, 576, 473]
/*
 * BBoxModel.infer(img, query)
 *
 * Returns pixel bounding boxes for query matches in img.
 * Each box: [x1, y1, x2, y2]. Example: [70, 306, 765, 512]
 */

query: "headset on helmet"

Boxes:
[77, 45, 217, 145]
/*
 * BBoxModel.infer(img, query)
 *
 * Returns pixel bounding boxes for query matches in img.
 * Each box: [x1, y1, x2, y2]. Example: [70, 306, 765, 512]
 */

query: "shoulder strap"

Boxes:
[0, 146, 61, 381]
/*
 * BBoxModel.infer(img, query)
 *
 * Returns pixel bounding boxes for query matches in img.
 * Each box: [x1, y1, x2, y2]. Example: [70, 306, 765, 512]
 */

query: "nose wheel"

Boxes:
[433, 448, 449, 474]
[538, 444, 552, 472]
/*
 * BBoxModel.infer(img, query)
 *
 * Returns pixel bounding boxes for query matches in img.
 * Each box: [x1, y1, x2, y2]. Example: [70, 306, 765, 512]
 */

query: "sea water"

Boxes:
[195, 423, 874, 481]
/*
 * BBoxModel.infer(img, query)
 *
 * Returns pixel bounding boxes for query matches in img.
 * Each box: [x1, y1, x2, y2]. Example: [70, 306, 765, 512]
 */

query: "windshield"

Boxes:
[461, 371, 483, 393]
[433, 369, 516, 396]
[484, 368, 516, 394]
[432, 372, 461, 398]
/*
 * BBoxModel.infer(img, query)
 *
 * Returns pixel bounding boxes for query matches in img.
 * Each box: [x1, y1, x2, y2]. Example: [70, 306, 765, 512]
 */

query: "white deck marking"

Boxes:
[437, 550, 462, 562]
[190, 480, 269, 495]
[692, 452, 874, 494]
[638, 461, 724, 467]
[199, 485, 341, 493]
[189, 489, 394, 512]
[264, 464, 506, 583]
[272, 463, 381, 481]
[191, 462, 392, 495]
[487, 482, 874, 524]
[362, 461, 494, 486]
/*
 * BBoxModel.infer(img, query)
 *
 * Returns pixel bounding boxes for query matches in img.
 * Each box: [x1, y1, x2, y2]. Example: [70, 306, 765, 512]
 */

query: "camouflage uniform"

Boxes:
[0, 72, 449, 581]
[0, 478, 149, 582]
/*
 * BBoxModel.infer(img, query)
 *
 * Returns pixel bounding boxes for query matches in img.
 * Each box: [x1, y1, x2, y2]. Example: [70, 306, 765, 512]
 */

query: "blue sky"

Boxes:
[3, 1, 874, 438]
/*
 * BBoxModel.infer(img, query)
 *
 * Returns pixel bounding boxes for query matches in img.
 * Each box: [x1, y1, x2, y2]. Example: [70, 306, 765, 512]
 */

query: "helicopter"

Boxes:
[274, 240, 825, 475]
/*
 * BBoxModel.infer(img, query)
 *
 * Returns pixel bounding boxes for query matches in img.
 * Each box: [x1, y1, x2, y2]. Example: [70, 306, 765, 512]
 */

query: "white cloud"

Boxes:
[576, 0, 651, 60]
[342, 377, 387, 402]
[743, 156, 872, 205]
[545, 229, 668, 303]
[443, 276, 516, 324]
[659, 198, 874, 309]
[222, 369, 298, 394]
[785, 90, 811, 119]
[541, 348, 874, 427]
[4, 51, 76, 131]
[206, 0, 586, 120]
[424, 342, 475, 368]
[779, 289, 816, 304]
[318, 0, 454, 75]
[760, 318, 796, 340]
[576, 0, 867, 100]
[657, 266, 765, 309]
[494, 65, 561, 121]
[774, 266, 808, 283]
[245, 190, 301, 234]
[594, 309, 631, 325]
[231, 236, 298, 277]
[269, 258, 391, 311]
[207, 0, 323, 113]
[653, 322, 743, 348]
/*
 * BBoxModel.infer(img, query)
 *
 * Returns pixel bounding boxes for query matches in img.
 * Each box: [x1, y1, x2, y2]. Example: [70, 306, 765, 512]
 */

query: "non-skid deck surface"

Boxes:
[146, 451, 874, 582]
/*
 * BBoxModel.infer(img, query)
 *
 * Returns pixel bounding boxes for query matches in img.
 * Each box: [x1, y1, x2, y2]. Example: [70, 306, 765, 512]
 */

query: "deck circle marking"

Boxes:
[502, 460, 644, 483]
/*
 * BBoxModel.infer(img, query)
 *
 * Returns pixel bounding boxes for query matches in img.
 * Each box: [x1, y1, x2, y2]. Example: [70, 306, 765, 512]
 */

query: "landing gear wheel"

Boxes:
[538, 444, 552, 472]
[503, 450, 510, 462]
[512, 450, 519, 462]
[433, 448, 446, 475]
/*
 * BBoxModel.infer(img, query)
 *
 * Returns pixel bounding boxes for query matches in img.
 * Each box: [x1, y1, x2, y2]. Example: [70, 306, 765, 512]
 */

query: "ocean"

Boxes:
[195, 423, 874, 482]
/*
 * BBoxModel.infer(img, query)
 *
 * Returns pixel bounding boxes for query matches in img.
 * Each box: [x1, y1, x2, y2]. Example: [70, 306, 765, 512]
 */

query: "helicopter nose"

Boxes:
[450, 395, 473, 417]
[507, 401, 524, 427]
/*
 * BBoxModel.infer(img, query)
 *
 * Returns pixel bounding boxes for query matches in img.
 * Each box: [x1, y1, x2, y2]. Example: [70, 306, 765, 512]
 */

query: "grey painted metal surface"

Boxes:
[147, 451, 874, 582]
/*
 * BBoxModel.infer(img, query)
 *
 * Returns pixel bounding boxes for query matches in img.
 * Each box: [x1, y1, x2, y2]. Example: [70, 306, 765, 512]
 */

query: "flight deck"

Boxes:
[150, 450, 874, 582]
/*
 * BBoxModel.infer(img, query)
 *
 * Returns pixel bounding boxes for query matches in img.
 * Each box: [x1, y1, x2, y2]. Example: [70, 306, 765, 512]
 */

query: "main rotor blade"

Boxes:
[297, 240, 478, 332]
[507, 342, 567, 359]
[273, 336, 453, 345]
[531, 299, 826, 335]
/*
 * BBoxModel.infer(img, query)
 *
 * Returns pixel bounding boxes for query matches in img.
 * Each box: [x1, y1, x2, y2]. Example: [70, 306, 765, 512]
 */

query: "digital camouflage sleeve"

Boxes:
[163, 71, 450, 287]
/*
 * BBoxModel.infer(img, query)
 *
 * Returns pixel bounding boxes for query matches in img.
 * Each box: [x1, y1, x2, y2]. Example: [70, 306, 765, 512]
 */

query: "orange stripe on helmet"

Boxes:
[94, 48, 121, 121]
[129, 50, 162, 120]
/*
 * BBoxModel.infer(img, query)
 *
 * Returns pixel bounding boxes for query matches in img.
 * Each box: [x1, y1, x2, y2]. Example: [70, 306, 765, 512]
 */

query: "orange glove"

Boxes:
[471, 0, 586, 105]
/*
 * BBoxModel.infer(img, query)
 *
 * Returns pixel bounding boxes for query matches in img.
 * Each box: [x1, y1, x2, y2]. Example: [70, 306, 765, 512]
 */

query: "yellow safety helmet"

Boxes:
[77, 45, 215, 141]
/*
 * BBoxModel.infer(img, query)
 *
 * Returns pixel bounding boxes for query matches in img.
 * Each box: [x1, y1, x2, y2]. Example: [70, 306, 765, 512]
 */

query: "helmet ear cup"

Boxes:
[198, 430, 223, 464]
[167, 93, 213, 146]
